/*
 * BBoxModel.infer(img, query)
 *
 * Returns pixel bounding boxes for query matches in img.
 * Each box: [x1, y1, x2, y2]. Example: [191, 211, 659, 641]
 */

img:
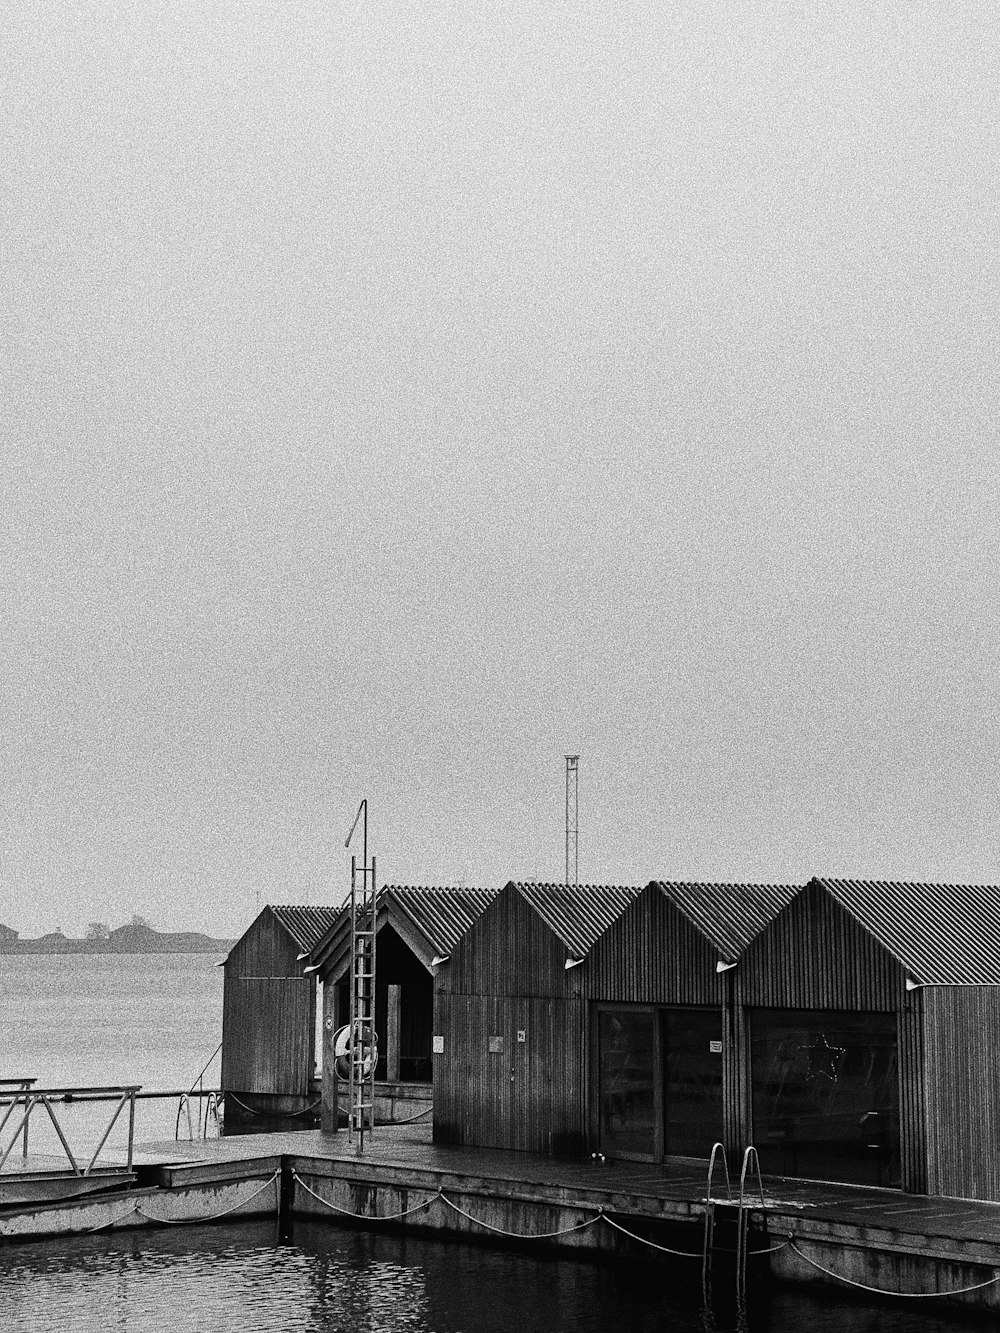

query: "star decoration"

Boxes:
[801, 1033, 845, 1082]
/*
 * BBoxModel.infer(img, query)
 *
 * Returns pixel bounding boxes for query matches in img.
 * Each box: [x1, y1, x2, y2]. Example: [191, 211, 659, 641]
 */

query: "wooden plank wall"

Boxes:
[222, 910, 315, 1097]
[922, 987, 1000, 1201]
[584, 887, 724, 1005]
[737, 884, 907, 1012]
[437, 890, 570, 999]
[434, 889, 587, 1154]
[433, 993, 586, 1154]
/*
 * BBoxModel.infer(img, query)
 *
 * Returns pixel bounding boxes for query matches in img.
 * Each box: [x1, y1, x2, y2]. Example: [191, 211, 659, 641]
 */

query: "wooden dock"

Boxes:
[5, 1124, 1000, 1316]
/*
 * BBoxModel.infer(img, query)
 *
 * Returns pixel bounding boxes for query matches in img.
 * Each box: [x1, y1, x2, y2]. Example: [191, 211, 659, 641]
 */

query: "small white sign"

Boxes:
[432, 1035, 444, 1054]
[710, 1040, 723, 1054]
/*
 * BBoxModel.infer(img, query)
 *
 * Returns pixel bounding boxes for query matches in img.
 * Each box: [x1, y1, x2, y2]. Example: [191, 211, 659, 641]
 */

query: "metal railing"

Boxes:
[175, 1041, 224, 1141]
[0, 1085, 139, 1175]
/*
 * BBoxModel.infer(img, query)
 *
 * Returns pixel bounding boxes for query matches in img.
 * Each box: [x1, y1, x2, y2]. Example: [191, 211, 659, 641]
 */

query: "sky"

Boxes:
[2, 1, 999, 937]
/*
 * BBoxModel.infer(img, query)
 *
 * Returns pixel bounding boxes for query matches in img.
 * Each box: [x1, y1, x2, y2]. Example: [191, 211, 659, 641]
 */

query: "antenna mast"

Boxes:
[565, 755, 579, 888]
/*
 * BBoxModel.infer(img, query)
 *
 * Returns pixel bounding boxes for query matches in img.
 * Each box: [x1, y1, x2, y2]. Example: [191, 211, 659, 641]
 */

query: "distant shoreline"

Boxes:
[0, 938, 235, 956]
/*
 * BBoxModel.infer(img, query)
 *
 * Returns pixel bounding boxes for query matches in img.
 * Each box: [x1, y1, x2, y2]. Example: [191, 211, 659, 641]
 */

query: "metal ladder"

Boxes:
[702, 1143, 767, 1311]
[347, 848, 377, 1149]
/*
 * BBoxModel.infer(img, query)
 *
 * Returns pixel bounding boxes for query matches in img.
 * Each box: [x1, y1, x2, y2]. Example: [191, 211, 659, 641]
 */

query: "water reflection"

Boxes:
[0, 1220, 985, 1333]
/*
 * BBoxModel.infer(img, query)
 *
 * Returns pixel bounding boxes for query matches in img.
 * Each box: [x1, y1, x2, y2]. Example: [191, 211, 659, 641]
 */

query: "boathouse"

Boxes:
[305, 885, 496, 1132]
[221, 904, 340, 1132]
[733, 877, 1000, 1200]
[585, 879, 797, 1163]
[433, 882, 641, 1155]
[433, 879, 795, 1161]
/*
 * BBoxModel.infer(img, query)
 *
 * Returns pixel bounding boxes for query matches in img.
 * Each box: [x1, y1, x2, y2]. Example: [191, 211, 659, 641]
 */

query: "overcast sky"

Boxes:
[3, 2, 998, 937]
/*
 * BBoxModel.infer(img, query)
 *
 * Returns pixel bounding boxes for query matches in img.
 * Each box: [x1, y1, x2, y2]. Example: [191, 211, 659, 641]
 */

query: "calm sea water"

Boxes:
[0, 956, 986, 1332]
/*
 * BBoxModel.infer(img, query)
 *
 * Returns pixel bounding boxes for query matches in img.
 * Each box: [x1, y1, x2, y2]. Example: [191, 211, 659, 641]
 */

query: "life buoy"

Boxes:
[332, 1023, 378, 1080]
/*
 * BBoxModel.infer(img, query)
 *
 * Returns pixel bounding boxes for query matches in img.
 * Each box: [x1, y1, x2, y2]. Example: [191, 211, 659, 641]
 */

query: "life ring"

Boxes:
[332, 1023, 378, 1080]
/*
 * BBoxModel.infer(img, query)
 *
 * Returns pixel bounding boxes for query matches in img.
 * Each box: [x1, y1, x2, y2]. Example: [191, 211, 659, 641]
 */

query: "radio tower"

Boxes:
[565, 755, 579, 888]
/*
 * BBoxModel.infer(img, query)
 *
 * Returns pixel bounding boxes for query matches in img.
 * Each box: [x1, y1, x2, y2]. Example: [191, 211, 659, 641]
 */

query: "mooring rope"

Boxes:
[437, 1191, 601, 1240]
[788, 1240, 1000, 1299]
[600, 1212, 702, 1258]
[226, 1093, 321, 1120]
[84, 1171, 281, 1233]
[292, 1171, 433, 1221]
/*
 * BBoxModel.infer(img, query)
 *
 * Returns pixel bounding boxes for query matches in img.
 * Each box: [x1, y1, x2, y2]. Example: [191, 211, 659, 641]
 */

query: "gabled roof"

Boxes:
[510, 883, 642, 959]
[653, 881, 800, 963]
[266, 905, 343, 954]
[307, 886, 497, 977]
[812, 878, 1000, 986]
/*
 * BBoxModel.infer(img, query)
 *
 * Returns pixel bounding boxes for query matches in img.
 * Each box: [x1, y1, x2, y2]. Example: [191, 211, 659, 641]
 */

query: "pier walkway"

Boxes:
[5, 1124, 1000, 1314]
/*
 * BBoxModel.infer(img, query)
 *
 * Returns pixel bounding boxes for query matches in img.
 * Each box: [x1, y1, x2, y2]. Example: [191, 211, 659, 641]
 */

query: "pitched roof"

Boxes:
[267, 905, 343, 954]
[812, 878, 1000, 986]
[384, 886, 498, 956]
[307, 886, 497, 975]
[511, 883, 642, 958]
[653, 881, 800, 962]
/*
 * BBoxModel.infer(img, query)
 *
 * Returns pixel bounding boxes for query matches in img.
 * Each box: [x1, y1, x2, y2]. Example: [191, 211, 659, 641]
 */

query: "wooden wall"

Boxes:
[434, 889, 587, 1154]
[737, 883, 907, 1012]
[584, 886, 724, 1005]
[437, 889, 571, 1000]
[922, 987, 1000, 1201]
[221, 910, 316, 1100]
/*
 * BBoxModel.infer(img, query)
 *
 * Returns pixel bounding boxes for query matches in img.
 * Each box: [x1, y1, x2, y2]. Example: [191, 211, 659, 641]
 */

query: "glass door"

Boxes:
[662, 1009, 723, 1157]
[597, 1008, 657, 1159]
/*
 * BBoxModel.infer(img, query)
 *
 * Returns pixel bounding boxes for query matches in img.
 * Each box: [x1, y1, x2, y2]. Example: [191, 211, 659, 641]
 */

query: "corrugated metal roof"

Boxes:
[814, 878, 1000, 985]
[512, 883, 642, 958]
[305, 886, 497, 973]
[383, 886, 498, 955]
[267, 905, 343, 954]
[654, 881, 800, 961]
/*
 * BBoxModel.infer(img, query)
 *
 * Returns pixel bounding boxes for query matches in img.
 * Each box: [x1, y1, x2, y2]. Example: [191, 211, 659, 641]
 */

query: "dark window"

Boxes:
[597, 1009, 656, 1159]
[751, 1008, 899, 1186]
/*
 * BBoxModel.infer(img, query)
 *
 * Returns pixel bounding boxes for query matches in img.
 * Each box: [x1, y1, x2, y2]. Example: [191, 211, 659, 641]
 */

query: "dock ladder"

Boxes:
[702, 1143, 767, 1310]
[346, 799, 377, 1151]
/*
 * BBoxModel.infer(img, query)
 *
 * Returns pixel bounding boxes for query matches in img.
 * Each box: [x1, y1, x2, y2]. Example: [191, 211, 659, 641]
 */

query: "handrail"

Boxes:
[184, 1042, 222, 1100]
[702, 1142, 731, 1302]
[736, 1146, 767, 1307]
[0, 1085, 139, 1176]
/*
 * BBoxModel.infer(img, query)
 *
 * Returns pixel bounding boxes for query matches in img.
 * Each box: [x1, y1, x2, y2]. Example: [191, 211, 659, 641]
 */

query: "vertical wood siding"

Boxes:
[437, 890, 570, 999]
[434, 887, 586, 1153]
[583, 886, 724, 1004]
[922, 987, 1000, 1201]
[222, 910, 316, 1097]
[737, 883, 907, 1011]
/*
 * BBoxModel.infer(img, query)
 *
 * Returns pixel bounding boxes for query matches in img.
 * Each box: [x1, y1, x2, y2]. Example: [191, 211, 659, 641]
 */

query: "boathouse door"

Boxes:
[595, 1006, 723, 1162]
[662, 1009, 723, 1157]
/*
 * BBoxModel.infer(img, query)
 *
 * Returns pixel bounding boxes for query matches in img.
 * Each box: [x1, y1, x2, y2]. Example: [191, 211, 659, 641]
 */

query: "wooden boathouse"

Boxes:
[221, 905, 340, 1132]
[733, 877, 1000, 1200]
[305, 885, 496, 1132]
[433, 879, 795, 1162]
[433, 882, 642, 1155]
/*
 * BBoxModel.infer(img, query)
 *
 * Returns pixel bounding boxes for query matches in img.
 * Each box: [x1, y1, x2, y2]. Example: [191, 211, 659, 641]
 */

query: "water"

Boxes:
[0, 956, 987, 1331]
[0, 951, 224, 1152]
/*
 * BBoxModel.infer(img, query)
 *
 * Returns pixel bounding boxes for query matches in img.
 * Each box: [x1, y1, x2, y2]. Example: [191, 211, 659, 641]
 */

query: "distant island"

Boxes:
[0, 916, 234, 955]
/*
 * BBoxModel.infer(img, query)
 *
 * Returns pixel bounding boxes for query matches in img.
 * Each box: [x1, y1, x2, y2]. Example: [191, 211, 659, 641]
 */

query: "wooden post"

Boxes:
[320, 977, 340, 1134]
[387, 984, 402, 1083]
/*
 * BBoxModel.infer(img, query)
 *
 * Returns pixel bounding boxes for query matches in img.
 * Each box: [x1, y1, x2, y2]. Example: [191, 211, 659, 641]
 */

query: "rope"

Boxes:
[226, 1093, 320, 1120]
[437, 1191, 600, 1240]
[292, 1171, 433, 1221]
[389, 1104, 433, 1125]
[85, 1172, 280, 1233]
[601, 1213, 702, 1258]
[788, 1240, 1000, 1299]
